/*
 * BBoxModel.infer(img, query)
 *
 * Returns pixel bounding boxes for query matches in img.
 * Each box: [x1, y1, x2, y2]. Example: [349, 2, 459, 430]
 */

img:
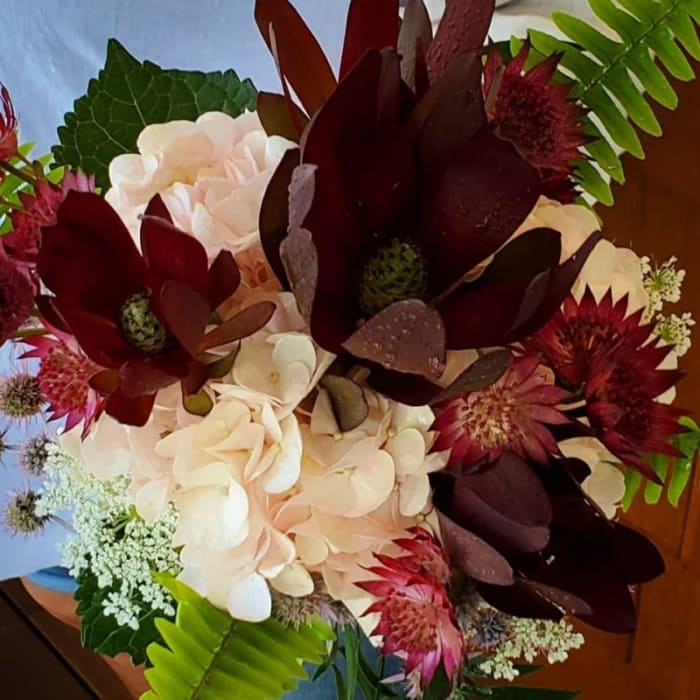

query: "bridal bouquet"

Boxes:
[2, 1, 700, 698]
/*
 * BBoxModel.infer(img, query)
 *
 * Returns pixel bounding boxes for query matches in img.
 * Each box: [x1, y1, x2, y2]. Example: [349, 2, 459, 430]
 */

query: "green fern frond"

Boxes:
[526, 0, 700, 205]
[141, 575, 335, 700]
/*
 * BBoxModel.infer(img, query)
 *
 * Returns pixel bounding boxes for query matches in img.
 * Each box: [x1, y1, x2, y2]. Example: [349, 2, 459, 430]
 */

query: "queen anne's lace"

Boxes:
[37, 444, 180, 629]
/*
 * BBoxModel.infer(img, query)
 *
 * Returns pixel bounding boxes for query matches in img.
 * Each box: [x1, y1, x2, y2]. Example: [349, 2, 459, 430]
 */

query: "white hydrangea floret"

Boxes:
[37, 444, 180, 630]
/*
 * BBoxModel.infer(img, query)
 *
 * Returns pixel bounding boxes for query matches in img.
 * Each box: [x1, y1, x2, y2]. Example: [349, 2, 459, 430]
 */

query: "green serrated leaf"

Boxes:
[53, 39, 257, 188]
[74, 568, 170, 666]
[622, 468, 643, 511]
[343, 625, 360, 700]
[668, 456, 693, 507]
[574, 158, 614, 205]
[643, 453, 669, 505]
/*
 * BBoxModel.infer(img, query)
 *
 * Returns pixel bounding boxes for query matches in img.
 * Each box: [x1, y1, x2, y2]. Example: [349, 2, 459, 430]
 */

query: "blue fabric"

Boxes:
[25, 566, 78, 593]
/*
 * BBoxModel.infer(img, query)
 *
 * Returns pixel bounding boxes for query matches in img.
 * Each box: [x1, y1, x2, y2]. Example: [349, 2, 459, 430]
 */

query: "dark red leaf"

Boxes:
[182, 361, 212, 396]
[143, 193, 173, 223]
[159, 281, 210, 357]
[340, 0, 399, 79]
[119, 357, 181, 398]
[140, 214, 209, 296]
[397, 0, 433, 94]
[105, 389, 156, 427]
[198, 301, 276, 353]
[420, 130, 541, 291]
[90, 369, 120, 395]
[426, 0, 496, 81]
[432, 349, 511, 404]
[414, 51, 485, 179]
[508, 231, 603, 341]
[207, 250, 241, 310]
[343, 299, 446, 379]
[39, 192, 147, 317]
[259, 148, 300, 288]
[437, 510, 514, 585]
[255, 0, 337, 116]
[257, 91, 309, 141]
[52, 300, 139, 369]
[280, 228, 318, 326]
[477, 580, 564, 622]
[610, 524, 665, 584]
[367, 365, 442, 405]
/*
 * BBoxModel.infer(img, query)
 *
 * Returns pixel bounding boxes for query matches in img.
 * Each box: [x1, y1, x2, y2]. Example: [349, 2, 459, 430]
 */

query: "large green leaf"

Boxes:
[524, 0, 700, 205]
[53, 39, 257, 188]
[75, 569, 169, 666]
[141, 575, 335, 700]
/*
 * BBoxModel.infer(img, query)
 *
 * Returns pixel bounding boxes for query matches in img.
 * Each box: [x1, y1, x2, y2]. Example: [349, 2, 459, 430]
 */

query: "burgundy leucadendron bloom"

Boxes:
[37, 192, 273, 426]
[356, 530, 463, 687]
[0, 82, 18, 161]
[483, 41, 589, 202]
[433, 355, 569, 469]
[257, 0, 599, 403]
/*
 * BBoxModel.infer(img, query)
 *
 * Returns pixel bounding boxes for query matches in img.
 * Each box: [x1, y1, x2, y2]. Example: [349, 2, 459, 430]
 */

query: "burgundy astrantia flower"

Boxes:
[4, 171, 95, 267]
[257, 1, 599, 403]
[0, 83, 18, 160]
[432, 451, 665, 634]
[586, 341, 683, 481]
[523, 289, 650, 389]
[0, 248, 34, 345]
[22, 320, 104, 435]
[433, 356, 569, 469]
[356, 530, 463, 686]
[483, 41, 588, 201]
[37, 192, 272, 426]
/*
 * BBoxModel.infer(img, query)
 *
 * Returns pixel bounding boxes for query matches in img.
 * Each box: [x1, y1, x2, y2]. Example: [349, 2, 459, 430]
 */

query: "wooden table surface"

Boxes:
[1, 59, 700, 700]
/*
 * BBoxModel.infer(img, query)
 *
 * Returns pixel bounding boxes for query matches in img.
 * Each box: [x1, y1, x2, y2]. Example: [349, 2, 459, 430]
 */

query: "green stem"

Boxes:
[11, 328, 48, 340]
[0, 159, 35, 185]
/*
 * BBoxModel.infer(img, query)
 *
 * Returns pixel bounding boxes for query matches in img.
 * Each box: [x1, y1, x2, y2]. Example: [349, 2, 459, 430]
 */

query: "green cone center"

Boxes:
[359, 238, 429, 316]
[119, 292, 172, 355]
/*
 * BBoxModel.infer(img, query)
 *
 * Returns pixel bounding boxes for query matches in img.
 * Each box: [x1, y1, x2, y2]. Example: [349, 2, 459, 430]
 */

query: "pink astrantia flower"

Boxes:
[356, 532, 463, 687]
[0, 83, 18, 160]
[22, 320, 104, 435]
[433, 356, 569, 469]
[4, 171, 95, 266]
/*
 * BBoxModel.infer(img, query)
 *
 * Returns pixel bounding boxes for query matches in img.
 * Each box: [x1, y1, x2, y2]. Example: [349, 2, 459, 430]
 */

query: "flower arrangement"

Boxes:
[2, 1, 700, 698]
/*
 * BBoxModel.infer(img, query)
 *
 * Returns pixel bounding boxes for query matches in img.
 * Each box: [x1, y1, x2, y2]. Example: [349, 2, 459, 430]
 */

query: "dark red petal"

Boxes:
[426, 0, 495, 81]
[340, 0, 399, 78]
[397, 0, 433, 94]
[198, 301, 276, 353]
[256, 92, 309, 141]
[343, 299, 446, 379]
[207, 251, 241, 310]
[105, 389, 156, 427]
[119, 357, 181, 398]
[140, 213, 209, 295]
[436, 509, 514, 585]
[259, 148, 300, 288]
[52, 300, 139, 369]
[35, 295, 71, 335]
[420, 130, 541, 291]
[38, 192, 146, 317]
[90, 369, 120, 395]
[254, 0, 336, 116]
[159, 281, 210, 357]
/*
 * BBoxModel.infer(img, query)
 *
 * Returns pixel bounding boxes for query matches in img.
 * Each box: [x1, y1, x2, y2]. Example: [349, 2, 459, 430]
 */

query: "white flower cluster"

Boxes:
[641, 255, 686, 314]
[477, 618, 585, 682]
[641, 255, 694, 356]
[37, 444, 180, 630]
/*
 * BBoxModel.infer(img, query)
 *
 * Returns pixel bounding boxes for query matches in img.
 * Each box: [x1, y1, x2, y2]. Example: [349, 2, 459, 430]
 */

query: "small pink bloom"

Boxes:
[433, 356, 569, 469]
[0, 83, 18, 160]
[356, 531, 463, 687]
[22, 321, 104, 435]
